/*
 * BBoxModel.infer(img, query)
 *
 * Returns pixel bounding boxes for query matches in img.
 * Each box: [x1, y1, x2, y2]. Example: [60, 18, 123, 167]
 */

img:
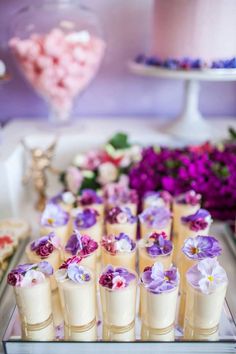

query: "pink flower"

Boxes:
[112, 275, 126, 289]
[59, 255, 82, 269]
[66, 166, 83, 194]
[7, 272, 23, 287]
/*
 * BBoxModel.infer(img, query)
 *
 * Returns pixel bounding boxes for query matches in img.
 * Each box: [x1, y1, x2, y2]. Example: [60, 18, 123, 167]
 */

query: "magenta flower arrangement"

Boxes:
[182, 235, 222, 260]
[30, 232, 61, 258]
[129, 143, 236, 220]
[7, 261, 53, 287]
[65, 230, 98, 257]
[99, 265, 136, 290]
[141, 263, 179, 294]
[181, 209, 212, 231]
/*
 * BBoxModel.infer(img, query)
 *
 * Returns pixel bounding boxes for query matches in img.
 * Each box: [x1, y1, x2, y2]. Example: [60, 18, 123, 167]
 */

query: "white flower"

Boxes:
[73, 154, 86, 168]
[116, 212, 128, 224]
[112, 275, 126, 290]
[116, 239, 132, 252]
[98, 162, 118, 185]
[21, 270, 45, 287]
[62, 191, 76, 205]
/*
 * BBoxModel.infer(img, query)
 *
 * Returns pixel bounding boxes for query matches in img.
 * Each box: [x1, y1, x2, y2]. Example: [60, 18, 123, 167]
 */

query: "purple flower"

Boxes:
[144, 190, 172, 207]
[65, 230, 98, 256]
[41, 204, 69, 227]
[106, 207, 136, 224]
[79, 189, 103, 206]
[30, 232, 58, 258]
[7, 272, 23, 287]
[141, 263, 179, 294]
[176, 190, 201, 206]
[99, 265, 136, 289]
[145, 232, 173, 257]
[37, 261, 54, 276]
[67, 264, 91, 283]
[186, 258, 228, 294]
[114, 233, 136, 252]
[182, 235, 222, 260]
[74, 208, 99, 229]
[181, 209, 211, 231]
[139, 206, 171, 228]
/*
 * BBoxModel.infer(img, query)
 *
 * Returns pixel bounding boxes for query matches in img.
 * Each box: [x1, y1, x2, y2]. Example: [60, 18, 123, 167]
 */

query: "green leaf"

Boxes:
[228, 126, 236, 140]
[80, 176, 100, 191]
[108, 132, 130, 150]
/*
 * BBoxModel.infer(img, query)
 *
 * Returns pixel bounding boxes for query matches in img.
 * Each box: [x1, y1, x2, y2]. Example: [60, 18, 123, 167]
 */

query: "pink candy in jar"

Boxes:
[9, 28, 105, 122]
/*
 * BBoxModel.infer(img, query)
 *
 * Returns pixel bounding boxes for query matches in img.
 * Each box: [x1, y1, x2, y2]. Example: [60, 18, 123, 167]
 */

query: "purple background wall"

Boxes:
[0, 0, 236, 122]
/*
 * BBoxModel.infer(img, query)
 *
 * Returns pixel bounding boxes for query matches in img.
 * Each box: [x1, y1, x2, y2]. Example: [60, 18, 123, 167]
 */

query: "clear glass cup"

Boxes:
[9, 1, 105, 125]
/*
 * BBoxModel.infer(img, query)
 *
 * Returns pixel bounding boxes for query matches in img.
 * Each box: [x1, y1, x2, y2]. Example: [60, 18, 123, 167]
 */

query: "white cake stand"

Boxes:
[129, 61, 236, 141]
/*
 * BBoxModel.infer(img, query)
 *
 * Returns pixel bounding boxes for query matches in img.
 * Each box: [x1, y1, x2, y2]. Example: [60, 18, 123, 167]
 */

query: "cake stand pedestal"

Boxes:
[129, 62, 236, 141]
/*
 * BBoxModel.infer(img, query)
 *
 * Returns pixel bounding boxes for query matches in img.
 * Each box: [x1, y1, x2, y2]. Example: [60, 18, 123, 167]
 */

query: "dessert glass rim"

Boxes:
[140, 277, 179, 295]
[138, 239, 173, 257]
[186, 276, 228, 294]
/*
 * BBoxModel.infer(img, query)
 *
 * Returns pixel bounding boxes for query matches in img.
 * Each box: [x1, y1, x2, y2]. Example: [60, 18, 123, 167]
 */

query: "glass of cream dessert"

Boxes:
[49, 191, 76, 213]
[142, 190, 172, 210]
[99, 265, 137, 341]
[104, 183, 138, 216]
[7, 261, 54, 340]
[56, 258, 96, 341]
[176, 209, 212, 263]
[77, 189, 104, 219]
[105, 207, 137, 240]
[172, 190, 201, 265]
[25, 232, 63, 326]
[173, 190, 201, 238]
[73, 208, 103, 248]
[63, 230, 98, 272]
[40, 204, 71, 246]
[139, 206, 172, 239]
[140, 263, 179, 334]
[185, 258, 228, 331]
[139, 232, 173, 273]
[178, 235, 222, 328]
[101, 233, 136, 271]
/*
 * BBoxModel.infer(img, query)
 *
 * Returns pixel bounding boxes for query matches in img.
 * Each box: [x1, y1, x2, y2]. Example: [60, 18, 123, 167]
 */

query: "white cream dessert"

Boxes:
[40, 203, 71, 246]
[99, 265, 137, 338]
[7, 261, 54, 341]
[63, 230, 98, 272]
[26, 232, 61, 290]
[101, 233, 136, 271]
[55, 259, 96, 341]
[142, 191, 172, 210]
[185, 258, 228, 331]
[139, 206, 172, 239]
[105, 207, 137, 240]
[172, 190, 201, 264]
[176, 209, 212, 263]
[141, 262, 179, 330]
[138, 232, 173, 273]
[178, 235, 222, 328]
